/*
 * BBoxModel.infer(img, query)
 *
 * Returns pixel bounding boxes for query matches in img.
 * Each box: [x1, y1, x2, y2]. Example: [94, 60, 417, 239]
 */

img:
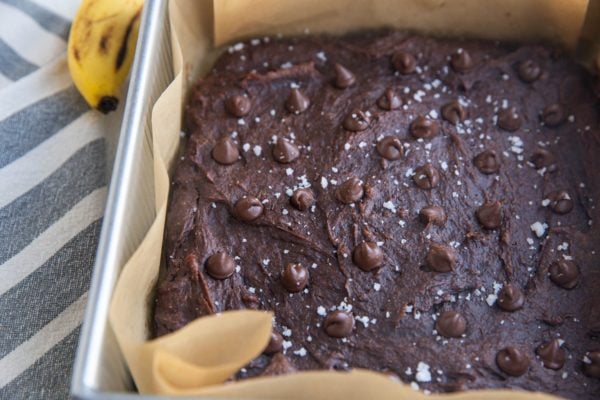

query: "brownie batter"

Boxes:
[154, 30, 600, 398]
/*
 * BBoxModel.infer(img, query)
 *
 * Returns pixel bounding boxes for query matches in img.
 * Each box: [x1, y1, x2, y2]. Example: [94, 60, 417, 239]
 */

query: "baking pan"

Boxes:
[71, 0, 173, 397]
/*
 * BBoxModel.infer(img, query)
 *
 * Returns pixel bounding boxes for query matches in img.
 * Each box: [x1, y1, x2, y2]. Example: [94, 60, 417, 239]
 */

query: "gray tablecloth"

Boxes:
[0, 0, 114, 398]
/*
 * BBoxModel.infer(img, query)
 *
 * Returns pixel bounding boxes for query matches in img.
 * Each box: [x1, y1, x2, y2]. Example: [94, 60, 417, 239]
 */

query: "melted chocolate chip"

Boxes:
[497, 284, 524, 311]
[334, 63, 356, 88]
[224, 95, 251, 117]
[413, 163, 440, 190]
[263, 353, 297, 376]
[583, 351, 600, 378]
[290, 188, 315, 211]
[211, 137, 239, 165]
[547, 190, 574, 214]
[536, 339, 566, 370]
[337, 177, 364, 204]
[497, 107, 522, 132]
[285, 89, 310, 114]
[272, 137, 300, 164]
[410, 115, 439, 139]
[352, 241, 383, 271]
[541, 103, 566, 127]
[425, 243, 456, 272]
[473, 149, 500, 174]
[549, 260, 579, 289]
[234, 196, 264, 221]
[281, 263, 309, 292]
[450, 49, 473, 72]
[496, 347, 529, 376]
[343, 110, 371, 131]
[377, 88, 402, 110]
[391, 51, 417, 74]
[441, 100, 467, 125]
[518, 60, 542, 83]
[376, 136, 403, 160]
[324, 310, 354, 338]
[264, 331, 284, 354]
[531, 149, 557, 172]
[205, 252, 235, 279]
[436, 310, 467, 338]
[476, 201, 502, 230]
[419, 205, 446, 226]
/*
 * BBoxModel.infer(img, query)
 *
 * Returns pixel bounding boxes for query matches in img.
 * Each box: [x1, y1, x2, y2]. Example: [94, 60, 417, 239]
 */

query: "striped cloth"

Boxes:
[0, 0, 116, 398]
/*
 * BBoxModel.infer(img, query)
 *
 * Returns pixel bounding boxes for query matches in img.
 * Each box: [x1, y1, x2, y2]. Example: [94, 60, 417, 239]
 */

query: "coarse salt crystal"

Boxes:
[415, 362, 432, 383]
[530, 221, 547, 238]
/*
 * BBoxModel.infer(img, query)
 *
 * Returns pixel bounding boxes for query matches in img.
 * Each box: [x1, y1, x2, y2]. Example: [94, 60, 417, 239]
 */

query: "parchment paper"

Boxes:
[109, 0, 592, 397]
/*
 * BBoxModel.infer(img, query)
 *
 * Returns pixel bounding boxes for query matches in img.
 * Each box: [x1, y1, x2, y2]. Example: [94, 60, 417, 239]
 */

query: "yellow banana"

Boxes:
[67, 0, 144, 113]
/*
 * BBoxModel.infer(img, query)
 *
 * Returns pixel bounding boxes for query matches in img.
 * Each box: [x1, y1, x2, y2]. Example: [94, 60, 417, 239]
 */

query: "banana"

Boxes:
[67, 0, 144, 113]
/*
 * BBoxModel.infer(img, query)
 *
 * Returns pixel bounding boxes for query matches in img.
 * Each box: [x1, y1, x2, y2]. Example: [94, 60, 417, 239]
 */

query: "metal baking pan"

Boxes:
[71, 0, 173, 397]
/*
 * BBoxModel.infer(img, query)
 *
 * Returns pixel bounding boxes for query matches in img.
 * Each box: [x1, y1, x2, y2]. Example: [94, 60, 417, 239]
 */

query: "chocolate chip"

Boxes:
[352, 241, 383, 271]
[377, 88, 402, 110]
[497, 107, 522, 132]
[224, 95, 251, 117]
[281, 263, 309, 292]
[334, 63, 356, 88]
[536, 339, 566, 370]
[530, 149, 557, 172]
[285, 88, 310, 114]
[517, 60, 541, 83]
[419, 205, 446, 226]
[476, 201, 502, 230]
[264, 331, 284, 354]
[425, 243, 456, 272]
[376, 136, 403, 160]
[549, 260, 579, 289]
[547, 190, 573, 214]
[337, 177, 364, 204]
[441, 100, 467, 125]
[436, 310, 467, 338]
[234, 196, 263, 221]
[391, 51, 416, 74]
[413, 163, 440, 190]
[205, 252, 235, 279]
[473, 149, 500, 174]
[497, 284, 524, 311]
[450, 49, 473, 72]
[290, 188, 315, 211]
[409, 116, 439, 139]
[343, 110, 371, 131]
[324, 310, 354, 338]
[272, 137, 300, 164]
[583, 351, 600, 378]
[211, 137, 239, 165]
[541, 103, 566, 127]
[496, 347, 529, 376]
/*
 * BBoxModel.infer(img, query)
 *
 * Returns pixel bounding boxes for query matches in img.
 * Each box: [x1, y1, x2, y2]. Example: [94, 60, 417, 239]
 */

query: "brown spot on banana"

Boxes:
[72, 47, 81, 62]
[99, 26, 114, 54]
[115, 9, 141, 71]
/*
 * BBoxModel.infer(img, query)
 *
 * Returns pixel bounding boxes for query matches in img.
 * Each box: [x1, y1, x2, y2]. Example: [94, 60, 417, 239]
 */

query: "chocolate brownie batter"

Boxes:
[154, 31, 600, 398]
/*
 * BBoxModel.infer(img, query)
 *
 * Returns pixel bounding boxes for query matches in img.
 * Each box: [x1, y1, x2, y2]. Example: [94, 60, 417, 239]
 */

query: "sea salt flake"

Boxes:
[530, 221, 548, 238]
[415, 362, 432, 383]
[486, 294, 498, 306]
[317, 306, 327, 316]
[293, 347, 307, 357]
[253, 145, 262, 156]
[373, 283, 382, 291]
[320, 177, 328, 189]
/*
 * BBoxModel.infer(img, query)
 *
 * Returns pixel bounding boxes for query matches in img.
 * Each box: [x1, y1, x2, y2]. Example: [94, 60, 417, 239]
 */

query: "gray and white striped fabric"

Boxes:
[0, 0, 113, 398]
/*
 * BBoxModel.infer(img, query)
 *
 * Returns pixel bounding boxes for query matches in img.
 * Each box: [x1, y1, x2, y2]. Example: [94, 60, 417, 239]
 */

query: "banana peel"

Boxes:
[68, 0, 144, 113]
